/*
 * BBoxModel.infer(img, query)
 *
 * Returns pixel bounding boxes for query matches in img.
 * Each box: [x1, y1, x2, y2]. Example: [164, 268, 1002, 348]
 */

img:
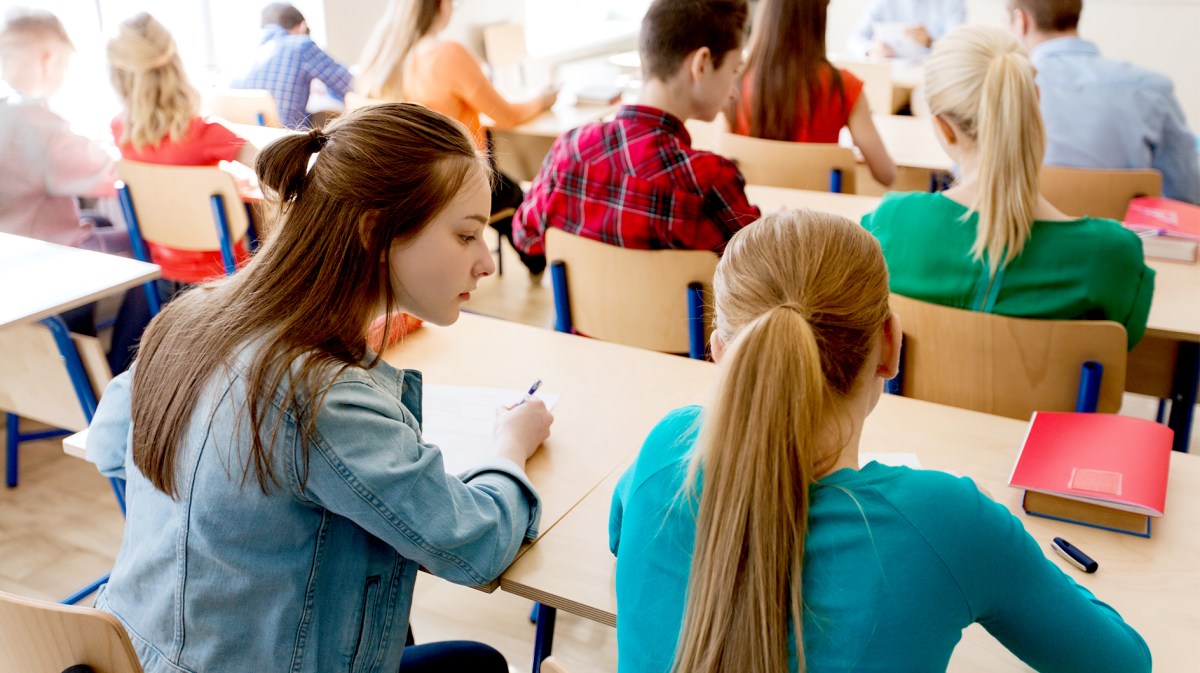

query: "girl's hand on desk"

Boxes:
[493, 398, 554, 468]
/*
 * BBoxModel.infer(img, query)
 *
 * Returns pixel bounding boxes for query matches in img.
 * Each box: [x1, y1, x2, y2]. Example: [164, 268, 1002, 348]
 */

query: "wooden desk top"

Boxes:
[226, 122, 293, 149]
[501, 394, 1200, 669]
[491, 102, 617, 140]
[871, 113, 953, 172]
[745, 186, 881, 222]
[1144, 258, 1200, 342]
[380, 313, 716, 568]
[0, 233, 160, 329]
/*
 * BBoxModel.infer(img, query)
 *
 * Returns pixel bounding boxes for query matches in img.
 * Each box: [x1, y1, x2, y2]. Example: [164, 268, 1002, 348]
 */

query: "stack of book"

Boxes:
[1124, 196, 1200, 262]
[1008, 412, 1173, 537]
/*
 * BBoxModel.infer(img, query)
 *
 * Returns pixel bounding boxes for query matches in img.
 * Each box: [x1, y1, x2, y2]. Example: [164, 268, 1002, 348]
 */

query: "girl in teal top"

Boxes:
[609, 209, 1149, 673]
[860, 26, 1153, 350]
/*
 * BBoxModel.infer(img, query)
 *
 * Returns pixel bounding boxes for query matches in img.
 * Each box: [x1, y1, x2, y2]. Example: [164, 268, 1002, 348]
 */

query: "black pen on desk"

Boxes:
[1052, 537, 1098, 574]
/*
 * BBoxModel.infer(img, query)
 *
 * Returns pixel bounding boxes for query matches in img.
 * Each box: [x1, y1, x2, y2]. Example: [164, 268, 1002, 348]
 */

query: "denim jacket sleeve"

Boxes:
[85, 369, 133, 480]
[296, 378, 541, 587]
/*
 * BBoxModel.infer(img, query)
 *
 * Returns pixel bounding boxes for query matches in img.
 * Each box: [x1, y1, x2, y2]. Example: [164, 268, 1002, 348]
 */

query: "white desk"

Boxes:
[0, 233, 160, 329]
[501, 394, 1200, 669]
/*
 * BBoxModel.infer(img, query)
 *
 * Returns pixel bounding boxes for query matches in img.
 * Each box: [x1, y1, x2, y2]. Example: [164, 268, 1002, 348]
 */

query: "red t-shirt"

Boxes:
[112, 116, 249, 283]
[732, 66, 864, 143]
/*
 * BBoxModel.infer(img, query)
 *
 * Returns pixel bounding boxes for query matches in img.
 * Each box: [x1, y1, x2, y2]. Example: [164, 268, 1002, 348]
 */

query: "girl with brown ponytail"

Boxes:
[84, 103, 552, 673]
[610, 209, 1149, 672]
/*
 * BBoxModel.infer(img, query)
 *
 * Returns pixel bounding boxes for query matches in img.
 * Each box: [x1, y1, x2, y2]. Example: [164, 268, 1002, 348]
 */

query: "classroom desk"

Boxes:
[0, 232, 160, 329]
[377, 313, 716, 584]
[737, 186, 1200, 451]
[501, 394, 1200, 670]
[870, 112, 952, 173]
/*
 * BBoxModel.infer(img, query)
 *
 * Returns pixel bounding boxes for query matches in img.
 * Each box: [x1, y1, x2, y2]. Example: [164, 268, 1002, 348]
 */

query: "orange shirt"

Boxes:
[402, 40, 533, 151]
[732, 66, 864, 143]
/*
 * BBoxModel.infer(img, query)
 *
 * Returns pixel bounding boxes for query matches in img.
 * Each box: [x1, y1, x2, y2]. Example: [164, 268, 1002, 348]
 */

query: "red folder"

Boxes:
[1008, 412, 1173, 536]
[1124, 196, 1200, 240]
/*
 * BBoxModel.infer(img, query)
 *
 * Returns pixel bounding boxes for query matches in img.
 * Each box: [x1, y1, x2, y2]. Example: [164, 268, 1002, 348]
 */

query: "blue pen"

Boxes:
[1051, 537, 1098, 574]
[511, 379, 542, 408]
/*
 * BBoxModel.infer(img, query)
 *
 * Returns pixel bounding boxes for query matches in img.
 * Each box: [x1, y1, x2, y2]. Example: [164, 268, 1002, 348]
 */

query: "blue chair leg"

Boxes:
[1075, 361, 1103, 413]
[6, 413, 18, 488]
[686, 282, 706, 360]
[1167, 342, 1198, 452]
[829, 168, 843, 193]
[60, 573, 110, 606]
[117, 183, 162, 315]
[529, 602, 539, 623]
[210, 194, 237, 276]
[531, 603, 557, 673]
[550, 261, 572, 334]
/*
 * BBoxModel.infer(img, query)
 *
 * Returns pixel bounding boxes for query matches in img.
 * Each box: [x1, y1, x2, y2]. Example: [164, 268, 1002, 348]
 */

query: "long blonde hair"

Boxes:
[107, 12, 200, 150]
[673, 210, 891, 673]
[924, 25, 1045, 272]
[355, 0, 442, 100]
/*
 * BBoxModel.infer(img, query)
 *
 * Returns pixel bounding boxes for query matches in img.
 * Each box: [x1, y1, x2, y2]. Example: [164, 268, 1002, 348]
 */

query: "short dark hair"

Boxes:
[639, 0, 748, 82]
[261, 2, 305, 30]
[1011, 0, 1082, 32]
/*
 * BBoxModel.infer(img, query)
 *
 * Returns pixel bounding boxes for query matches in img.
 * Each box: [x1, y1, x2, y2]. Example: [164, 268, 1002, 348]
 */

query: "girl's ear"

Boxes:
[933, 115, 958, 146]
[710, 330, 726, 363]
[878, 312, 902, 379]
[359, 211, 380, 254]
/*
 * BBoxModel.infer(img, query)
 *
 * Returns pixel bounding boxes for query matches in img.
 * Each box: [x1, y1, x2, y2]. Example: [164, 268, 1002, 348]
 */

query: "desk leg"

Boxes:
[531, 603, 557, 673]
[1168, 342, 1198, 452]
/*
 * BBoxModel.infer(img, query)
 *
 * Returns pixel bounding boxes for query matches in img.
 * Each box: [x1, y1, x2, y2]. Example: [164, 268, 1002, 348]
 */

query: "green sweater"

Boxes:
[609, 406, 1151, 673]
[861, 192, 1155, 349]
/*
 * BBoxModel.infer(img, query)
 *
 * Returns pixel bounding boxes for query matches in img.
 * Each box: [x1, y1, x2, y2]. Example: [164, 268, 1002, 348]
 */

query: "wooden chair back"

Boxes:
[0, 590, 142, 673]
[482, 22, 527, 71]
[889, 294, 1127, 419]
[0, 323, 110, 432]
[831, 58, 893, 114]
[716, 133, 859, 193]
[685, 114, 727, 152]
[201, 88, 282, 128]
[1039, 166, 1162, 221]
[117, 160, 251, 252]
[545, 228, 718, 354]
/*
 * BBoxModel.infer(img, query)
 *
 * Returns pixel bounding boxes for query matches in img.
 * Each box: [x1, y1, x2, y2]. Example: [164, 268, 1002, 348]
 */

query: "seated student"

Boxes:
[861, 26, 1154, 350]
[730, 0, 895, 186]
[231, 3, 353, 130]
[514, 0, 761, 256]
[107, 12, 260, 284]
[0, 7, 150, 373]
[848, 0, 966, 59]
[84, 103, 552, 673]
[0, 7, 118, 249]
[609, 209, 1151, 673]
[356, 0, 556, 280]
[1009, 0, 1200, 205]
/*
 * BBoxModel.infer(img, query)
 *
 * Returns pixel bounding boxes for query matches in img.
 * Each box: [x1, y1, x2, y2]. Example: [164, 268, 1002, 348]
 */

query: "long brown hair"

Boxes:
[924, 25, 1045, 272]
[355, 0, 443, 100]
[106, 12, 200, 150]
[730, 0, 842, 140]
[673, 210, 890, 673]
[131, 103, 486, 498]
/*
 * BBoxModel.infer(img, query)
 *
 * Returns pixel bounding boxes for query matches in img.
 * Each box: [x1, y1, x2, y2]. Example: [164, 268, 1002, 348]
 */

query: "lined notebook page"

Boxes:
[421, 384, 559, 475]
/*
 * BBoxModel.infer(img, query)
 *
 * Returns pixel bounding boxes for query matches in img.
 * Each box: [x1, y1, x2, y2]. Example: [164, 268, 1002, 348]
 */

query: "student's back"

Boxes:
[610, 210, 1149, 673]
[513, 0, 760, 256]
[861, 25, 1153, 349]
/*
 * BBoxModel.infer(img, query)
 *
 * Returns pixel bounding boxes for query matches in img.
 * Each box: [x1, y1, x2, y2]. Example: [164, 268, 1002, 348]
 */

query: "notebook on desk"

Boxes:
[422, 384, 559, 475]
[1124, 196, 1200, 262]
[1008, 411, 1173, 537]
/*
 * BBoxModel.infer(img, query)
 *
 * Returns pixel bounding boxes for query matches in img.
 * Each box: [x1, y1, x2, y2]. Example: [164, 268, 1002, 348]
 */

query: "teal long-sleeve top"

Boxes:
[861, 192, 1155, 349]
[609, 406, 1151, 673]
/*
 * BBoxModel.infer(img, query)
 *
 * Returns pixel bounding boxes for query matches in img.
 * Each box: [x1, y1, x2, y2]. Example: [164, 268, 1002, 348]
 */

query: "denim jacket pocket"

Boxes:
[350, 575, 382, 673]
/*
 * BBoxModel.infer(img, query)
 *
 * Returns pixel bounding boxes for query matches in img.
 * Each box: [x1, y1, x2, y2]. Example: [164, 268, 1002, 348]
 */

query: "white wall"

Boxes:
[827, 0, 1200, 132]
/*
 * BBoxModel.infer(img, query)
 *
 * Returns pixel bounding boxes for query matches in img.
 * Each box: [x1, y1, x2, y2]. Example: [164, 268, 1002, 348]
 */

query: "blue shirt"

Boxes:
[86, 351, 540, 673]
[232, 25, 352, 129]
[1033, 37, 1200, 205]
[610, 406, 1151, 673]
[847, 0, 966, 57]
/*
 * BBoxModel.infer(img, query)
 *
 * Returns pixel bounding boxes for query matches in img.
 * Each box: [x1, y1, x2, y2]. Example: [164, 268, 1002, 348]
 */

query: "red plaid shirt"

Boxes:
[513, 105, 761, 255]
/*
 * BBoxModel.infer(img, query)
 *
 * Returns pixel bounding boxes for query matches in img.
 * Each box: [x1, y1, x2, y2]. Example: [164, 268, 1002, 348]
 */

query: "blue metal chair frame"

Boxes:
[117, 181, 240, 288]
[1, 316, 129, 604]
[550, 261, 709, 360]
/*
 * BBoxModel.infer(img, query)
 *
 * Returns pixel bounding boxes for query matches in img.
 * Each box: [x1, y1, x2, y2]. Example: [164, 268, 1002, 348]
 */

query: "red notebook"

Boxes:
[1124, 196, 1200, 239]
[1008, 412, 1173, 537]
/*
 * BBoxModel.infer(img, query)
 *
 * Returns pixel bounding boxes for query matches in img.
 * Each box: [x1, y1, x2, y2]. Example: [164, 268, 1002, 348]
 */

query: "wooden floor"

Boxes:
[0, 234, 1192, 673]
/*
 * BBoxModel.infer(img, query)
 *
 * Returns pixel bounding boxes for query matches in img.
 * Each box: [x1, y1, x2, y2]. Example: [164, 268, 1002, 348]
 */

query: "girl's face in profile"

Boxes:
[387, 167, 494, 326]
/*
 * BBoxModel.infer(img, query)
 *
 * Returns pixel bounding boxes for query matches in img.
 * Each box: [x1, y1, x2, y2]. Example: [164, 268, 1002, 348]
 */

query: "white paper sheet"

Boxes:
[860, 452, 923, 469]
[420, 384, 559, 475]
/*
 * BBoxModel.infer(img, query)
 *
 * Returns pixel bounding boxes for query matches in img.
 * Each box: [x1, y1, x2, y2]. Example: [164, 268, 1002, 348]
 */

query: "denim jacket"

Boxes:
[85, 349, 540, 673]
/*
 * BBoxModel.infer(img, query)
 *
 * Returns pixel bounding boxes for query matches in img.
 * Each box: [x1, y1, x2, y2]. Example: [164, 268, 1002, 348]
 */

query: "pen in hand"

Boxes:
[510, 379, 542, 408]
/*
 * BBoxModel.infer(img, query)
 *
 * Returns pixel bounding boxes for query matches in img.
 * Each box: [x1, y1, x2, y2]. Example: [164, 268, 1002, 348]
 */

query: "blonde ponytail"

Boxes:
[674, 210, 891, 673]
[924, 25, 1045, 272]
[107, 13, 199, 150]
